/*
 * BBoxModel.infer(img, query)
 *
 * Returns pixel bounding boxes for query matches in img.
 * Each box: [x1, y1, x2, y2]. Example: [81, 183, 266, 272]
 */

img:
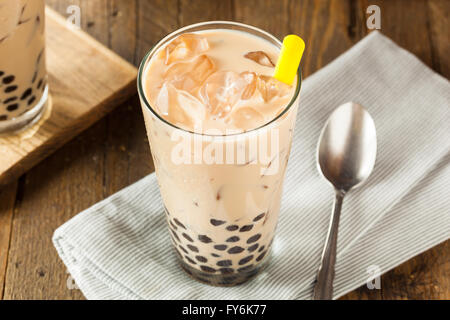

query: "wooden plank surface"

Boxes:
[0, 8, 138, 188]
[0, 0, 448, 300]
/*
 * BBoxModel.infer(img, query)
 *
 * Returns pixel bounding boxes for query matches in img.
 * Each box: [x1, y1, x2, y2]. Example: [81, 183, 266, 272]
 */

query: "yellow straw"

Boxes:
[274, 35, 305, 85]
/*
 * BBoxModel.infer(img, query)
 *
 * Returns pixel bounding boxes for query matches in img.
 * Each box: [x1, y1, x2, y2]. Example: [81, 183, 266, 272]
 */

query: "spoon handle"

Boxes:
[313, 189, 345, 300]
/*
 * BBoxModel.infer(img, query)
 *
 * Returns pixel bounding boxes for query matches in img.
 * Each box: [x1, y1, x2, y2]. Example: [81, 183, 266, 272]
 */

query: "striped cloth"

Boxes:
[53, 31, 450, 300]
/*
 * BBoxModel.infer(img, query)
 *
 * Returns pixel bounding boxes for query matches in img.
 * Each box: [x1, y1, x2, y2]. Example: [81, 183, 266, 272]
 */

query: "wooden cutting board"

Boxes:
[0, 7, 138, 188]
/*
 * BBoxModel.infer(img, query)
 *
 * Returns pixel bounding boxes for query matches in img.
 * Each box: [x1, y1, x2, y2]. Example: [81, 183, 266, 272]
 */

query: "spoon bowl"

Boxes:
[318, 102, 377, 192]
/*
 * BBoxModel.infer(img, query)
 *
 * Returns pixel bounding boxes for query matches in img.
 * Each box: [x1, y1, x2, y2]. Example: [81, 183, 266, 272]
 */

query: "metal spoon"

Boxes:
[313, 102, 377, 300]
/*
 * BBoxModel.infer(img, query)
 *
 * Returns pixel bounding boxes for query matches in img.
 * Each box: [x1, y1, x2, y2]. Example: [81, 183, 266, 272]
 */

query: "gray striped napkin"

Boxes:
[53, 31, 450, 300]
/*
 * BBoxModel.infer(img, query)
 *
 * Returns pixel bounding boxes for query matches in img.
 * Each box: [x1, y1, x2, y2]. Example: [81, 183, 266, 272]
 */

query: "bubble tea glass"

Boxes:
[0, 0, 48, 134]
[138, 22, 301, 286]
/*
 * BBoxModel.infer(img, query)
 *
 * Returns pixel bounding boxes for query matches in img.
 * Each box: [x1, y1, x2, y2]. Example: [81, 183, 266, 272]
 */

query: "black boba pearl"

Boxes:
[240, 225, 253, 232]
[3, 97, 17, 104]
[219, 268, 234, 275]
[32, 71, 37, 84]
[211, 253, 220, 258]
[185, 256, 197, 265]
[182, 233, 194, 242]
[0, 115, 7, 121]
[226, 236, 240, 243]
[0, 71, 4, 77]
[248, 244, 259, 252]
[247, 234, 262, 244]
[239, 255, 254, 265]
[37, 79, 43, 89]
[173, 218, 186, 229]
[21, 88, 32, 100]
[217, 260, 232, 267]
[28, 96, 36, 106]
[210, 219, 226, 226]
[253, 213, 266, 222]
[258, 245, 265, 253]
[187, 244, 199, 253]
[5, 86, 17, 93]
[2, 75, 14, 84]
[226, 225, 239, 231]
[7, 104, 19, 112]
[228, 246, 245, 254]
[169, 220, 177, 231]
[198, 235, 212, 243]
[179, 245, 189, 254]
[170, 230, 180, 242]
[237, 265, 254, 272]
[174, 248, 183, 258]
[214, 244, 227, 251]
[200, 266, 216, 273]
[195, 256, 208, 263]
[256, 251, 267, 262]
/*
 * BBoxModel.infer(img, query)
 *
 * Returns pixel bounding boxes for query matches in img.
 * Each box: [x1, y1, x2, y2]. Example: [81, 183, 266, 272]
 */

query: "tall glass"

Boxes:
[138, 22, 301, 286]
[0, 0, 48, 134]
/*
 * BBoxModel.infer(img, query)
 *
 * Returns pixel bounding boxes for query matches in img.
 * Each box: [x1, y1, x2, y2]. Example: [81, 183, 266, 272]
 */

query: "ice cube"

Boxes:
[199, 71, 252, 118]
[161, 33, 210, 65]
[156, 82, 206, 128]
[244, 51, 275, 67]
[256, 75, 292, 102]
[230, 107, 265, 130]
[164, 54, 216, 93]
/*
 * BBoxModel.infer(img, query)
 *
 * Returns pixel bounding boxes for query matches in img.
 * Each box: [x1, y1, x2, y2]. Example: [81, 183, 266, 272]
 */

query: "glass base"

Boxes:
[176, 249, 271, 287]
[0, 85, 48, 135]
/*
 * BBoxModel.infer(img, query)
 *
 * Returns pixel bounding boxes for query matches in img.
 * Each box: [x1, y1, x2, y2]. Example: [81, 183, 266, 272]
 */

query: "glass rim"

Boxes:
[137, 20, 302, 137]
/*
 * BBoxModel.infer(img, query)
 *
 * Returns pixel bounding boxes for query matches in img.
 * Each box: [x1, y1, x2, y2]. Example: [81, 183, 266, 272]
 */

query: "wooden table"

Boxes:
[0, 0, 448, 300]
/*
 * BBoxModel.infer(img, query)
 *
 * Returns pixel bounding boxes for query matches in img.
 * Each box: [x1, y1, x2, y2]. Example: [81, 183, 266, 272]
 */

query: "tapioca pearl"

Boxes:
[238, 255, 254, 265]
[182, 233, 194, 242]
[5, 86, 18, 93]
[7, 104, 19, 112]
[169, 220, 177, 231]
[228, 246, 245, 254]
[173, 218, 186, 229]
[174, 248, 183, 258]
[200, 266, 216, 273]
[187, 244, 199, 253]
[211, 253, 220, 258]
[185, 256, 197, 265]
[248, 244, 259, 252]
[179, 245, 189, 254]
[217, 260, 232, 267]
[239, 225, 253, 232]
[256, 251, 267, 262]
[0, 71, 4, 77]
[20, 88, 32, 100]
[247, 234, 262, 244]
[198, 235, 212, 244]
[258, 245, 265, 253]
[219, 268, 234, 275]
[226, 225, 239, 231]
[2, 75, 14, 84]
[0, 115, 7, 121]
[32, 71, 37, 84]
[214, 244, 227, 251]
[253, 213, 266, 222]
[28, 96, 36, 106]
[170, 229, 180, 242]
[195, 256, 208, 263]
[210, 219, 226, 226]
[226, 236, 240, 243]
[4, 97, 18, 104]
[237, 265, 254, 272]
